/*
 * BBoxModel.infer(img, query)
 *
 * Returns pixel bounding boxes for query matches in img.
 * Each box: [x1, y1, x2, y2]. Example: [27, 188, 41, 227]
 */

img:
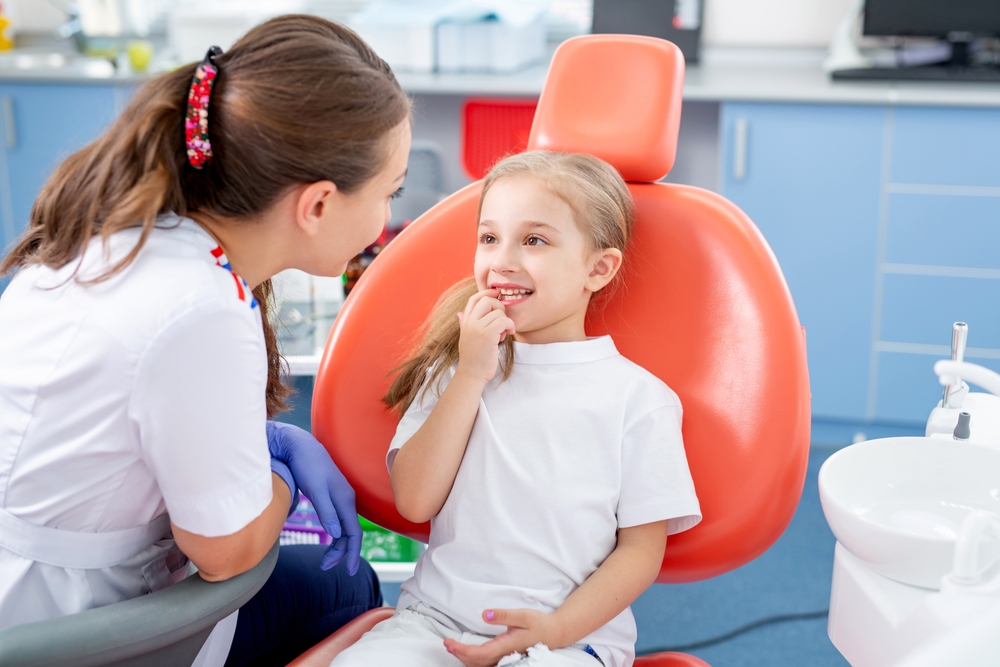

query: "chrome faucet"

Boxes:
[943, 322, 968, 408]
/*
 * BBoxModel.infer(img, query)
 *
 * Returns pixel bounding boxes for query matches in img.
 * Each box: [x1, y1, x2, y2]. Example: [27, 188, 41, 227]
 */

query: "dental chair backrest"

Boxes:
[312, 34, 811, 583]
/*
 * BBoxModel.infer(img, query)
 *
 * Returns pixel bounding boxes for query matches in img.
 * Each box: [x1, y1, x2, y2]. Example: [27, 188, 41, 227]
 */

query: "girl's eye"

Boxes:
[390, 186, 405, 200]
[479, 233, 497, 244]
[525, 236, 546, 246]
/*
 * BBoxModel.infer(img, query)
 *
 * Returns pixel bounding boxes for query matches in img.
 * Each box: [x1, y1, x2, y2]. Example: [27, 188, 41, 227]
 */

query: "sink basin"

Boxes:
[0, 51, 115, 78]
[819, 436, 1000, 589]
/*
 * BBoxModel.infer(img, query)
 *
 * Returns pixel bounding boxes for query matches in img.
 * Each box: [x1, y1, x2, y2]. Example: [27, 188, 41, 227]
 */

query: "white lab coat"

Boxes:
[0, 214, 274, 665]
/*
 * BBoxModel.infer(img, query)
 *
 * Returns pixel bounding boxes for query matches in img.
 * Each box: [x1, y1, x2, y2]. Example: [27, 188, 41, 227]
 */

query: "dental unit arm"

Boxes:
[926, 322, 1000, 448]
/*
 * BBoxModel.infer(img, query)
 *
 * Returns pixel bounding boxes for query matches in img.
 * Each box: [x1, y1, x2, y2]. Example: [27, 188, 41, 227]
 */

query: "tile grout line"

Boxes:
[875, 341, 1000, 359]
[886, 182, 1000, 198]
[882, 263, 1000, 280]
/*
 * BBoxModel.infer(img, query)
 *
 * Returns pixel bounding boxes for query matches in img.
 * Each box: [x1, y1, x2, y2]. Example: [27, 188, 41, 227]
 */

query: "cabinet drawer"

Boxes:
[890, 107, 1000, 187]
[874, 351, 1000, 423]
[880, 273, 1000, 348]
[884, 193, 1000, 269]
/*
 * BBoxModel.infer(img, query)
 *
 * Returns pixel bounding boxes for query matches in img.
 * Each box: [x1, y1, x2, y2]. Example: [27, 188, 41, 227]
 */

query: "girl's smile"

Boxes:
[491, 283, 534, 305]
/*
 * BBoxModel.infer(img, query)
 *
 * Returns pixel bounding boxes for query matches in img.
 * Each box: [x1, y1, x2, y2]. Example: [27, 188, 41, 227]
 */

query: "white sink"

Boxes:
[819, 436, 1000, 589]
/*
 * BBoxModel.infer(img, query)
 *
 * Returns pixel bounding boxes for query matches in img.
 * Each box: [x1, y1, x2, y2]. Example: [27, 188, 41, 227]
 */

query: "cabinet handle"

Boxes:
[2, 96, 15, 151]
[733, 117, 748, 181]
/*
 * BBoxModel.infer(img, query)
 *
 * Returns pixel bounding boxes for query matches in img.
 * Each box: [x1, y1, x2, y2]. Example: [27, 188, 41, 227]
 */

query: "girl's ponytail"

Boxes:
[2, 15, 410, 417]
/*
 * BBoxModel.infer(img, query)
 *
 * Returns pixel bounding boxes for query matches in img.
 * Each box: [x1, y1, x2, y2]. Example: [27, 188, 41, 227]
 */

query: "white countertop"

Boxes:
[394, 49, 1000, 108]
[4, 42, 1000, 108]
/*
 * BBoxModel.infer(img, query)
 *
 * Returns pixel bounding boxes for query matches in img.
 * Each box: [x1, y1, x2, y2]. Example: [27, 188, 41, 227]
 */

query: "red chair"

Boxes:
[294, 34, 811, 667]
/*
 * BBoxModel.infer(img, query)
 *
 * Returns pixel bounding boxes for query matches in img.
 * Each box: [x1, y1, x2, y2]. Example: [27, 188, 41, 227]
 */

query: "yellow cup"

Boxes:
[127, 40, 154, 73]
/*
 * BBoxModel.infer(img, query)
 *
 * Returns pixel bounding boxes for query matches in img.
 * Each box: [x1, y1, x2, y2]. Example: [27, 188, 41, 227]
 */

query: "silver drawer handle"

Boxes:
[733, 117, 748, 181]
[2, 96, 15, 151]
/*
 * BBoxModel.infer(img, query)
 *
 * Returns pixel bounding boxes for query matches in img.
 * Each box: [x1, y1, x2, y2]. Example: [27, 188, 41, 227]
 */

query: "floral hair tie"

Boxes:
[185, 46, 223, 170]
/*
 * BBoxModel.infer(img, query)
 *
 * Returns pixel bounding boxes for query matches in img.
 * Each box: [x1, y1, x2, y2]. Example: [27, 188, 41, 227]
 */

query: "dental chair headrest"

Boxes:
[526, 34, 685, 183]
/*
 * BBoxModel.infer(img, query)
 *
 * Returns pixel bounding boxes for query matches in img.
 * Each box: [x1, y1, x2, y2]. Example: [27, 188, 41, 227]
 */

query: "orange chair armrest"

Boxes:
[286, 607, 395, 667]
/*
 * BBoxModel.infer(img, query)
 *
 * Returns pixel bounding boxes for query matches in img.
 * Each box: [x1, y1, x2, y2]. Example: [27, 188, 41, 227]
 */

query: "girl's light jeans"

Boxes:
[329, 604, 607, 667]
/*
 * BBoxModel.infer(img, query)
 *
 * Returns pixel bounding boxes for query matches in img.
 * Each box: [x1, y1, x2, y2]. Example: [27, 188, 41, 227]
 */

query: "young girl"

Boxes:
[331, 151, 701, 667]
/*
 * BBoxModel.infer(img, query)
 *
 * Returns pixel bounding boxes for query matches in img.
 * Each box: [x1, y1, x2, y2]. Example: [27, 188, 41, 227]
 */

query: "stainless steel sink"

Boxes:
[0, 51, 116, 78]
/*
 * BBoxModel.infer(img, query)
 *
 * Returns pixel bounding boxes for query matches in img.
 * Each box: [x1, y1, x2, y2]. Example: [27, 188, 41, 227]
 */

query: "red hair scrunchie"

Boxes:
[185, 46, 223, 170]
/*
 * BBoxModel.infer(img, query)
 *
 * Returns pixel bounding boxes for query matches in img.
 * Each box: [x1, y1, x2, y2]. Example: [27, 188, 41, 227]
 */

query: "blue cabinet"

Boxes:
[0, 83, 120, 260]
[872, 106, 1000, 423]
[721, 103, 1000, 426]
[720, 103, 886, 422]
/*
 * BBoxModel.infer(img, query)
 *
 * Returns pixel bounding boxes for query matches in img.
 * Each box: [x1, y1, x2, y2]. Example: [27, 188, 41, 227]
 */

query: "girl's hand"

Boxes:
[443, 608, 563, 667]
[455, 289, 515, 385]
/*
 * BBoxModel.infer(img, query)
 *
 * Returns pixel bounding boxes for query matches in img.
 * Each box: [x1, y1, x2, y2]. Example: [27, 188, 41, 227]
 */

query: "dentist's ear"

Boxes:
[294, 180, 339, 238]
[586, 248, 624, 292]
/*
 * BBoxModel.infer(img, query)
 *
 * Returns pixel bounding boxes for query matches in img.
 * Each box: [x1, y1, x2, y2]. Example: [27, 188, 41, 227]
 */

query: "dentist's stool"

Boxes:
[298, 34, 811, 667]
[0, 541, 278, 667]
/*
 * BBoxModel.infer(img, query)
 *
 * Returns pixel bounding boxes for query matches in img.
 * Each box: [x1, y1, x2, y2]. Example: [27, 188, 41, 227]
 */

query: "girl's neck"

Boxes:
[512, 309, 588, 345]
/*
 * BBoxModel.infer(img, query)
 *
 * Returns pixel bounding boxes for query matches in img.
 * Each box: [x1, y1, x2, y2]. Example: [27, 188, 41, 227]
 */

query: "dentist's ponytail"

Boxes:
[385, 150, 634, 415]
[2, 15, 410, 417]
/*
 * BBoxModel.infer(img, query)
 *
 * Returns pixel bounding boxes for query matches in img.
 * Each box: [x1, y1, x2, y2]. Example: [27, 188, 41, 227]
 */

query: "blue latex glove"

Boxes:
[266, 420, 363, 574]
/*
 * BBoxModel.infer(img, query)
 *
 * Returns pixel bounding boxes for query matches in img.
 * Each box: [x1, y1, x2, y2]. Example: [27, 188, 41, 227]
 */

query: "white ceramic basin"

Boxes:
[0, 51, 115, 78]
[819, 437, 1000, 590]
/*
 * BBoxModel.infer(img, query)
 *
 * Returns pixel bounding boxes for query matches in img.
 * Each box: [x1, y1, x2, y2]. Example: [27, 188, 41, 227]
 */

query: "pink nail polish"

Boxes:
[485, 610, 495, 621]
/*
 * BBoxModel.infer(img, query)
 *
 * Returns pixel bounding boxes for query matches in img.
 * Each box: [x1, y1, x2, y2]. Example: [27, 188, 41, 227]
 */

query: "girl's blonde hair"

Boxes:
[384, 151, 635, 414]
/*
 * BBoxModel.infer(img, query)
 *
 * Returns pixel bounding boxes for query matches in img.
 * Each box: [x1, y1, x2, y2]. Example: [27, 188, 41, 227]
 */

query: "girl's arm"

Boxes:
[444, 520, 669, 667]
[391, 289, 514, 523]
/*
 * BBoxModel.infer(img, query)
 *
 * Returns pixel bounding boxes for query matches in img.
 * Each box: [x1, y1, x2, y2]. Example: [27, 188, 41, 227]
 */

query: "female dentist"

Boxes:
[0, 15, 410, 667]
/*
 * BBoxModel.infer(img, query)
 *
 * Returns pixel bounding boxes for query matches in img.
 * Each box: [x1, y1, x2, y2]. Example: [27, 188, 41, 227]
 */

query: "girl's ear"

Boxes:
[586, 248, 624, 292]
[295, 180, 339, 237]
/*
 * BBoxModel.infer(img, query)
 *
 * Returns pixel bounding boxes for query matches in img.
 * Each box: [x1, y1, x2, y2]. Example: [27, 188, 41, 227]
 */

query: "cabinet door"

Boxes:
[0, 83, 118, 253]
[720, 103, 886, 421]
[872, 106, 1000, 422]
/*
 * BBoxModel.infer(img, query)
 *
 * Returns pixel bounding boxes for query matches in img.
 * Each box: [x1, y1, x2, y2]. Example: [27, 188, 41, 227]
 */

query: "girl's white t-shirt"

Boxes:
[0, 213, 272, 627]
[387, 336, 702, 667]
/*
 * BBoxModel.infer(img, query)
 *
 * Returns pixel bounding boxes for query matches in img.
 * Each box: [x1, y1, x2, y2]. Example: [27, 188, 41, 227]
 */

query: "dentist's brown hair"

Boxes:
[384, 150, 634, 415]
[1, 15, 410, 416]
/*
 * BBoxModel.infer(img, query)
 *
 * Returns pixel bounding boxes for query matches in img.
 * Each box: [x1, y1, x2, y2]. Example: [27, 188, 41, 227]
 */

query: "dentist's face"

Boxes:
[474, 176, 597, 344]
[312, 120, 411, 276]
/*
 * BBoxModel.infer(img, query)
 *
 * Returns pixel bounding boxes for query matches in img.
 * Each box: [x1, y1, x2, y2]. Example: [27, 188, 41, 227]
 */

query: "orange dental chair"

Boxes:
[293, 34, 811, 667]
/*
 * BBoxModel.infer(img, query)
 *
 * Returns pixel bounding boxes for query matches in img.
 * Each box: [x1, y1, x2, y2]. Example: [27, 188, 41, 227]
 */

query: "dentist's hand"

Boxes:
[456, 289, 515, 385]
[266, 420, 363, 574]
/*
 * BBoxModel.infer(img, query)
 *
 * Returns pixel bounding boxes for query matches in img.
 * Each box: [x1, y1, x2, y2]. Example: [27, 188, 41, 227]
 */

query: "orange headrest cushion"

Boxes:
[526, 34, 684, 183]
